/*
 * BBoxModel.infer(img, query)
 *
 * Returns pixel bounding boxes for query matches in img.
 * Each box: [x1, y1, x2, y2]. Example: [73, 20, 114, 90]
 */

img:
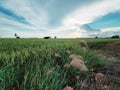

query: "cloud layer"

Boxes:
[0, 0, 120, 38]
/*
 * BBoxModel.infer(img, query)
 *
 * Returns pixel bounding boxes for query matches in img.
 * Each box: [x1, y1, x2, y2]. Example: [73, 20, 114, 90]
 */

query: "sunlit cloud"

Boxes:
[0, 0, 120, 38]
[62, 0, 120, 26]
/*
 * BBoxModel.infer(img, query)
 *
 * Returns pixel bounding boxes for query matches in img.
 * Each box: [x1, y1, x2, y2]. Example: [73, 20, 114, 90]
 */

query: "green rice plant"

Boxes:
[0, 38, 119, 90]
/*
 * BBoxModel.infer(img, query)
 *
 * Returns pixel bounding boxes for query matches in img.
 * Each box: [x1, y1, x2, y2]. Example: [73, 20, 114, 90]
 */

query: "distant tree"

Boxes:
[15, 33, 20, 39]
[15, 33, 17, 37]
[54, 36, 57, 39]
[111, 35, 119, 38]
[95, 36, 98, 38]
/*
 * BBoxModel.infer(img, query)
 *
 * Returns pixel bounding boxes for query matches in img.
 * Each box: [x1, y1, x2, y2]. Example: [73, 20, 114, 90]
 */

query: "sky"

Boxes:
[0, 0, 120, 38]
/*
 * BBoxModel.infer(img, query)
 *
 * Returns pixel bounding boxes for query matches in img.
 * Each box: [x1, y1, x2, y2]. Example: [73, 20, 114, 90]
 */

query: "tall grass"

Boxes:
[0, 38, 112, 89]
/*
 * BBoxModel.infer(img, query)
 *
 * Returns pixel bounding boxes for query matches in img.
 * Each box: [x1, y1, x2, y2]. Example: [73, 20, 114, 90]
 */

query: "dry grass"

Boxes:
[80, 40, 88, 48]
[69, 54, 83, 60]
[65, 50, 71, 54]
[46, 69, 52, 75]
[69, 54, 88, 71]
[64, 63, 71, 68]
[82, 47, 87, 52]
[55, 53, 61, 58]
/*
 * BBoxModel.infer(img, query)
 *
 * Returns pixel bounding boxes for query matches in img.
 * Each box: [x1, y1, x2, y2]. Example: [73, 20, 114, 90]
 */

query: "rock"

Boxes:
[63, 86, 73, 90]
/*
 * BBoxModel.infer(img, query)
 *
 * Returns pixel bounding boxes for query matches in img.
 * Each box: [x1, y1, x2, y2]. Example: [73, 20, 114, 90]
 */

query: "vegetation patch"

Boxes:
[0, 38, 119, 90]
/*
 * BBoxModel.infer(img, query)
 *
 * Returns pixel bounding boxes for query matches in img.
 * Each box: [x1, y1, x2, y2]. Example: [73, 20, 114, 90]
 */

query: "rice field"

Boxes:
[0, 38, 120, 90]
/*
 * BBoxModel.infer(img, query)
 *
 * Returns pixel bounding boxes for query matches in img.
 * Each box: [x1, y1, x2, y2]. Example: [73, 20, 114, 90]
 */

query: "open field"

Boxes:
[0, 38, 120, 90]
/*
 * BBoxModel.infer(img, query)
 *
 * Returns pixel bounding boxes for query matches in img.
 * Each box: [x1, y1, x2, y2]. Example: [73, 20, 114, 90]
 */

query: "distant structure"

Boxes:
[54, 36, 57, 39]
[111, 35, 119, 38]
[44, 36, 51, 39]
[95, 36, 98, 38]
[15, 33, 20, 39]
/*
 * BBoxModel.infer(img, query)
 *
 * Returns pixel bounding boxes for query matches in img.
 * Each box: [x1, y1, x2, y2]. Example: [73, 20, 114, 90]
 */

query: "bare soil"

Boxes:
[90, 41, 120, 90]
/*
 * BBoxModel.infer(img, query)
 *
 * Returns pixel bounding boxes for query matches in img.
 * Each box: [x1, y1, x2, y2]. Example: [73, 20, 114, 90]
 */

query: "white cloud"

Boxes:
[0, 0, 120, 38]
[0, 0, 53, 38]
[0, 13, 45, 32]
[49, 24, 97, 38]
[53, 0, 120, 38]
[96, 27, 120, 37]
[101, 27, 120, 33]
[0, 26, 46, 38]
[57, 31, 87, 38]
[62, 0, 120, 26]
[1, 0, 48, 27]
[0, 13, 48, 38]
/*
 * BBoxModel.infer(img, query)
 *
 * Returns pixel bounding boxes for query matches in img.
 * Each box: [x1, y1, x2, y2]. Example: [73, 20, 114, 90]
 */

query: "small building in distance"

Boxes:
[111, 35, 119, 38]
[44, 36, 51, 39]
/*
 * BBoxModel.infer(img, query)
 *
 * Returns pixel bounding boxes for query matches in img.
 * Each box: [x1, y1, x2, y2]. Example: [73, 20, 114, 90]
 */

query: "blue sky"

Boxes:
[0, 0, 120, 38]
[89, 12, 120, 29]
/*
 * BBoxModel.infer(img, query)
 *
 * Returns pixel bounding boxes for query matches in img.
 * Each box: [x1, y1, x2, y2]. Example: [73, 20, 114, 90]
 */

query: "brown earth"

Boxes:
[103, 42, 120, 56]
[91, 41, 120, 90]
[96, 41, 120, 71]
[96, 41, 120, 61]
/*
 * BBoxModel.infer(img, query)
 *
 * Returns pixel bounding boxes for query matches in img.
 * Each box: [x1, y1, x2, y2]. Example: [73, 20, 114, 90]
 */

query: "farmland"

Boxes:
[0, 38, 120, 90]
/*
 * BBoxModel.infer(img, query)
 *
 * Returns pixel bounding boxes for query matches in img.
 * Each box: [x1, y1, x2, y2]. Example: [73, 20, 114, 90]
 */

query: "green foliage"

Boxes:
[0, 38, 111, 89]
